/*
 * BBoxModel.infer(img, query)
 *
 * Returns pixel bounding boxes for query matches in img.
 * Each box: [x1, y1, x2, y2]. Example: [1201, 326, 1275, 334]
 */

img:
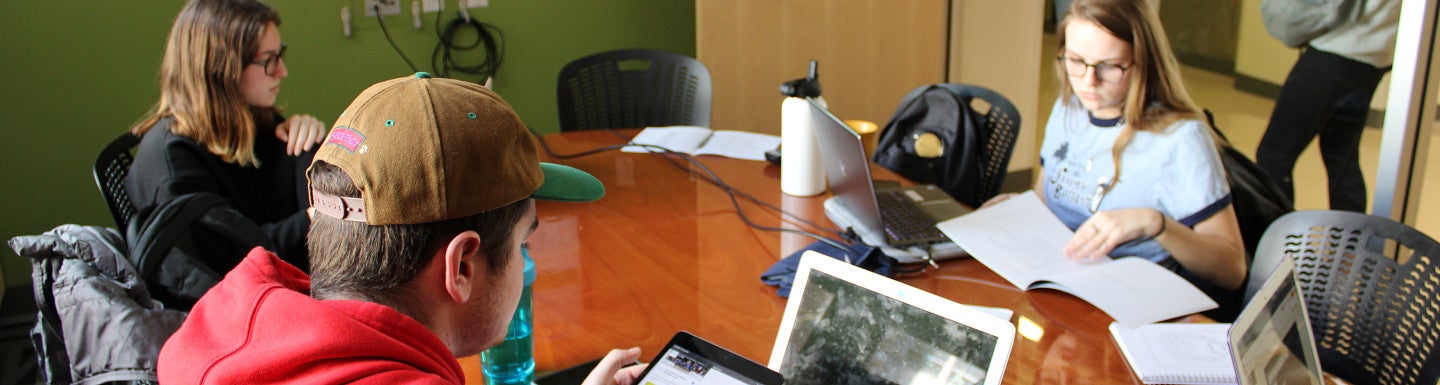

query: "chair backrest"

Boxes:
[872, 83, 1021, 207]
[93, 133, 141, 230]
[937, 84, 1020, 206]
[1249, 210, 1440, 385]
[556, 49, 712, 132]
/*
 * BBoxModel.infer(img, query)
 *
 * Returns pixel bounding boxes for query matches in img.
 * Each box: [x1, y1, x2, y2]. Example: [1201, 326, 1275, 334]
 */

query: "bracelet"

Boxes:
[1153, 210, 1168, 239]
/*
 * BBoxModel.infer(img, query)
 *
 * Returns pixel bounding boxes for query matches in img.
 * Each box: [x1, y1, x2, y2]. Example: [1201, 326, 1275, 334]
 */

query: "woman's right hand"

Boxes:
[275, 114, 328, 156]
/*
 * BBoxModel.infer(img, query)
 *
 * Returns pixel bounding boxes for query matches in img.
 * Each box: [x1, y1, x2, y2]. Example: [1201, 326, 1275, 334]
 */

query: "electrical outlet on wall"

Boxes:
[365, 0, 402, 16]
[421, 0, 444, 12]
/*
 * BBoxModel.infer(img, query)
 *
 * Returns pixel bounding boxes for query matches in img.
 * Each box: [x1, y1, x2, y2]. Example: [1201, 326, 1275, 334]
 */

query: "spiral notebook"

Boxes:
[1109, 323, 1237, 384]
[1110, 257, 1324, 385]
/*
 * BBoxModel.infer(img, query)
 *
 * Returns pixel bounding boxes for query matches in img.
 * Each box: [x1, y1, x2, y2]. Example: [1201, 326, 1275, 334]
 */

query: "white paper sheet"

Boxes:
[936, 191, 1217, 327]
[622, 126, 780, 161]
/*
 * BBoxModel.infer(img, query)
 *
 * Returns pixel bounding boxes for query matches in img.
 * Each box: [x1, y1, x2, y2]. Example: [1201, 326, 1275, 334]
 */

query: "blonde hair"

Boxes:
[1055, 0, 1222, 191]
[131, 0, 281, 166]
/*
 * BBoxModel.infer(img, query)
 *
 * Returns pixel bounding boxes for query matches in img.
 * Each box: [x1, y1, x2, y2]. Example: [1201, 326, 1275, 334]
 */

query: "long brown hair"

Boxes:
[131, 0, 281, 167]
[1055, 0, 1221, 191]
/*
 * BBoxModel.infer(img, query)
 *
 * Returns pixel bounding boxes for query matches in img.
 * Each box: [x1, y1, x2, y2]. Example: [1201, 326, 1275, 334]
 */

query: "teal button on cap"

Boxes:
[414, 72, 432, 79]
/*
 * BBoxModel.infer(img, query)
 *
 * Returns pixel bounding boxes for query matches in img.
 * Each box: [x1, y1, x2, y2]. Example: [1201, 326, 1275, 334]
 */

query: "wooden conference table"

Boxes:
[459, 129, 1178, 384]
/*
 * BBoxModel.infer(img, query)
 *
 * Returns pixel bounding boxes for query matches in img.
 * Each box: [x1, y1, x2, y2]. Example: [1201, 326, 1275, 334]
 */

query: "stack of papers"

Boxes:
[622, 126, 780, 161]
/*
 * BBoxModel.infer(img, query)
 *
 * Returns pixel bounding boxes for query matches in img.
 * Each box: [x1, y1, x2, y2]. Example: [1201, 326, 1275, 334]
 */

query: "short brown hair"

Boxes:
[306, 161, 529, 303]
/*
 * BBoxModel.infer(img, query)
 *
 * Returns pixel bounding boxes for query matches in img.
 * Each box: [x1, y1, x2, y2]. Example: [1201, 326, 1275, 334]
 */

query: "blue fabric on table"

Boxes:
[760, 240, 896, 298]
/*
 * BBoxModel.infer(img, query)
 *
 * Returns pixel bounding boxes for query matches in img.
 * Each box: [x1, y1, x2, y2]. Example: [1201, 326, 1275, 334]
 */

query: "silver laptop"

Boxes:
[808, 98, 970, 262]
[769, 251, 1015, 385]
[1229, 257, 1324, 385]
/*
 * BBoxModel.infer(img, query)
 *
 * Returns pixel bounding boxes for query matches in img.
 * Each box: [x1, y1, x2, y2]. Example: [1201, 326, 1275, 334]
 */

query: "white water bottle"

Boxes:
[780, 61, 826, 197]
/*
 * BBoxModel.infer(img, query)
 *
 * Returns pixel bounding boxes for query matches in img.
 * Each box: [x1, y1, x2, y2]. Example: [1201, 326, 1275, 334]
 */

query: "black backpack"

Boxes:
[1203, 110, 1295, 257]
[126, 192, 273, 309]
[871, 85, 986, 207]
[1200, 110, 1295, 322]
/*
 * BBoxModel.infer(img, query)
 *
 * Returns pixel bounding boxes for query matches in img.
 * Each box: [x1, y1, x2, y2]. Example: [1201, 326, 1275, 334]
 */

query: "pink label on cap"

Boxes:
[327, 127, 365, 152]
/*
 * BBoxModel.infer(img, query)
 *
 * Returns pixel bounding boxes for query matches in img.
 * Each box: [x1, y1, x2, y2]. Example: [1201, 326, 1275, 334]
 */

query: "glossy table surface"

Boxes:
[459, 129, 1173, 384]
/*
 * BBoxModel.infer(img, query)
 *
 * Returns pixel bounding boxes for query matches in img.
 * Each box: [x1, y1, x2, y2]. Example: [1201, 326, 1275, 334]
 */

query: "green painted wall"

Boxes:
[0, 0, 695, 287]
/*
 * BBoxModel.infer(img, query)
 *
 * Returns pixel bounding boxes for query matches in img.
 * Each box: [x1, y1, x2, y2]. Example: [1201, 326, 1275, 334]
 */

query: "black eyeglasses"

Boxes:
[1059, 55, 1130, 84]
[250, 43, 287, 76]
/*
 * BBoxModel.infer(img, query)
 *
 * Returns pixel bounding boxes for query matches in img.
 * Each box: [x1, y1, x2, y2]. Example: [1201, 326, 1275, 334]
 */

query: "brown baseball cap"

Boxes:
[309, 72, 604, 225]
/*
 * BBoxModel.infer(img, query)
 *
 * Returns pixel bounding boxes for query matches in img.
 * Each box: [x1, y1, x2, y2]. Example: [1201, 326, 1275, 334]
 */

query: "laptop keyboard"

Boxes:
[876, 190, 948, 246]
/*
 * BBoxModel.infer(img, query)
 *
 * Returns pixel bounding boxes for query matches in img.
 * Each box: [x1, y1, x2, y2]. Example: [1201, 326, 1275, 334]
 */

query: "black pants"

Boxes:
[1256, 48, 1388, 212]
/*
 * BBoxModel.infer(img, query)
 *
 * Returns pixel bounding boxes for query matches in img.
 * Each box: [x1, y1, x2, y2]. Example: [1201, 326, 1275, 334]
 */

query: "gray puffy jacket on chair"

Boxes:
[8, 224, 185, 385]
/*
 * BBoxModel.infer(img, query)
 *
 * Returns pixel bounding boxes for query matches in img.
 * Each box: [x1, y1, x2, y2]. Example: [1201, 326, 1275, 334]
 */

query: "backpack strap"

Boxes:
[126, 193, 272, 283]
[127, 193, 226, 280]
[1203, 109, 1232, 144]
[195, 206, 273, 254]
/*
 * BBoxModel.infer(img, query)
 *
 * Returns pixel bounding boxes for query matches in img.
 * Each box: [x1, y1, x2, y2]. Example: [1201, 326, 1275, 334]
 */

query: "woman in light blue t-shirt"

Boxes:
[989, 0, 1246, 293]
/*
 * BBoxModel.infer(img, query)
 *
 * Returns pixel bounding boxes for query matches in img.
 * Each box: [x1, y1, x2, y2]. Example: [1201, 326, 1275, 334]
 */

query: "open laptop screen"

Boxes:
[1229, 257, 1324, 385]
[769, 252, 1014, 385]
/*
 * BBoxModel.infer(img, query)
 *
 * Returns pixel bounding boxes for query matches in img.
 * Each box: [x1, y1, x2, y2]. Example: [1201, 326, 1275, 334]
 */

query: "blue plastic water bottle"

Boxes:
[481, 247, 536, 385]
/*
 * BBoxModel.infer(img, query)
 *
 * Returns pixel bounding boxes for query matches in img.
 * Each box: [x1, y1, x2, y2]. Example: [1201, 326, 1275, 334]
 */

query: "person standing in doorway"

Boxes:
[1255, 0, 1402, 212]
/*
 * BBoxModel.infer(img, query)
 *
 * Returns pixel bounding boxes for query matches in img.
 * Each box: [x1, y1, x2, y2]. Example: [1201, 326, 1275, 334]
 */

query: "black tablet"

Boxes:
[633, 331, 783, 385]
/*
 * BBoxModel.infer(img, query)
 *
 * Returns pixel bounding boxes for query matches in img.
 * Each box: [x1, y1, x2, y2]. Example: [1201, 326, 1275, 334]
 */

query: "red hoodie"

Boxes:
[158, 248, 465, 384]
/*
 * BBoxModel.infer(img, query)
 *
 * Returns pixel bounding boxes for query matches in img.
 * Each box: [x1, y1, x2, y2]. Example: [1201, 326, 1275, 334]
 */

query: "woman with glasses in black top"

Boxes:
[127, 0, 326, 271]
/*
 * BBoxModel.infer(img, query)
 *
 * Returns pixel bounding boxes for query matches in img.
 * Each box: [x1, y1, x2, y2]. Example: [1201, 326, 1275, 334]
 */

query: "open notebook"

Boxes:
[1108, 257, 1324, 385]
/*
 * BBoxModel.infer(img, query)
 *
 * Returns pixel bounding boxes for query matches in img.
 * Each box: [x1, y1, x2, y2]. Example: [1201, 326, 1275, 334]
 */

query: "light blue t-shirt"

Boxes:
[1039, 97, 1231, 263]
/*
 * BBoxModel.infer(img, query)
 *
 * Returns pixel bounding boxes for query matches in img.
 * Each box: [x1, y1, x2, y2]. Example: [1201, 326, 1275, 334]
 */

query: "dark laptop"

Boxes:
[808, 98, 970, 260]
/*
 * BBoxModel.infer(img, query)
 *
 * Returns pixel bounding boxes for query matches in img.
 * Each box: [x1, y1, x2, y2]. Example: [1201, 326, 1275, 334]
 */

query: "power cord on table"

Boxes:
[532, 129, 845, 235]
[529, 129, 858, 260]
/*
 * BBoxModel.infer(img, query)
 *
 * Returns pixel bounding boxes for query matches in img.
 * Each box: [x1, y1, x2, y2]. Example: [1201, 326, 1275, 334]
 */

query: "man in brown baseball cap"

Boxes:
[159, 73, 645, 384]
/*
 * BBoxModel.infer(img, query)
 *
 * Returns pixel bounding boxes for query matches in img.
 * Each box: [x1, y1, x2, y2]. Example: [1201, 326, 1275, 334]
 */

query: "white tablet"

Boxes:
[769, 251, 1016, 385]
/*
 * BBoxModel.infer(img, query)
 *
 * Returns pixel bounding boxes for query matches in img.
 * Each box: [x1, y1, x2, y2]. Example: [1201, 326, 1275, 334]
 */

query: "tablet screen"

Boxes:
[1229, 258, 1323, 385]
[768, 253, 1016, 385]
[634, 332, 783, 385]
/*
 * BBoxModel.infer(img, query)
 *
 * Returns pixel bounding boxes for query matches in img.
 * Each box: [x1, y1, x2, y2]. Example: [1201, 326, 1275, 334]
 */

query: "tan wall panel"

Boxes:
[1235, 0, 1299, 83]
[949, 1, 1043, 173]
[698, 0, 948, 134]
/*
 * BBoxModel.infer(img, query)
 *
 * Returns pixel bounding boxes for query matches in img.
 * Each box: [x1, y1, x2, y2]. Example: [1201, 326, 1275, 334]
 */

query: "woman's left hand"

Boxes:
[1064, 208, 1164, 262]
[275, 114, 328, 156]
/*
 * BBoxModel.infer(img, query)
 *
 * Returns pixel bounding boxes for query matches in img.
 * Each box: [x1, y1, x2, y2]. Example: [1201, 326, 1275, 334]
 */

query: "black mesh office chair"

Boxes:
[93, 133, 141, 230]
[556, 49, 712, 132]
[1249, 210, 1440, 385]
[873, 83, 1021, 208]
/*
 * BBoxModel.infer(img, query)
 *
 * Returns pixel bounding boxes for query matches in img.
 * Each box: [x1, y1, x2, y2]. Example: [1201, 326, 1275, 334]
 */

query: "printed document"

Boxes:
[935, 192, 1217, 326]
